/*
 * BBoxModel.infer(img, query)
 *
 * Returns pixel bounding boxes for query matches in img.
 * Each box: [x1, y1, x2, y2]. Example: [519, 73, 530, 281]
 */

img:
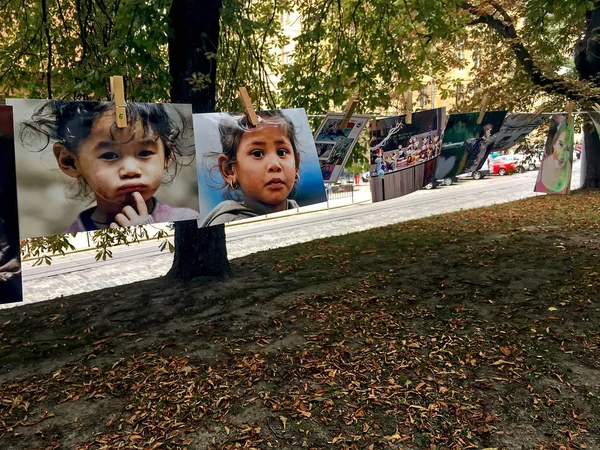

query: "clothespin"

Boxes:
[238, 87, 259, 127]
[592, 102, 600, 113]
[528, 102, 548, 124]
[339, 96, 358, 129]
[404, 90, 413, 125]
[476, 93, 489, 125]
[110, 76, 127, 128]
[566, 101, 573, 126]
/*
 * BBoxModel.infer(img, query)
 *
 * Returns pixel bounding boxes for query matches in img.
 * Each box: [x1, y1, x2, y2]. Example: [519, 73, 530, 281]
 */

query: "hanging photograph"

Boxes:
[0, 106, 22, 303]
[435, 111, 507, 180]
[194, 108, 327, 227]
[534, 114, 573, 195]
[7, 99, 200, 238]
[314, 114, 370, 183]
[368, 108, 445, 202]
[488, 113, 547, 153]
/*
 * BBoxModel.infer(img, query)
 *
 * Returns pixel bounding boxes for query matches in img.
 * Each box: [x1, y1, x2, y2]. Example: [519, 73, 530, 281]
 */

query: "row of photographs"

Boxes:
[367, 109, 575, 198]
[0, 100, 582, 303]
[5, 100, 328, 239]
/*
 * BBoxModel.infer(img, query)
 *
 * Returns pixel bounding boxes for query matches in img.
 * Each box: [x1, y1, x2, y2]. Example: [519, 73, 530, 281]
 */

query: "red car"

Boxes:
[490, 156, 517, 176]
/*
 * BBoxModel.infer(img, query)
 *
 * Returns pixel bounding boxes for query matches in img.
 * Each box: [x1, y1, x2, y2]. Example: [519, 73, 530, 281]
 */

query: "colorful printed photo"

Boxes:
[7, 99, 200, 238]
[0, 106, 22, 303]
[194, 109, 327, 227]
[370, 108, 446, 175]
[314, 114, 370, 183]
[435, 111, 507, 179]
[534, 114, 573, 195]
[314, 116, 367, 143]
[489, 113, 547, 153]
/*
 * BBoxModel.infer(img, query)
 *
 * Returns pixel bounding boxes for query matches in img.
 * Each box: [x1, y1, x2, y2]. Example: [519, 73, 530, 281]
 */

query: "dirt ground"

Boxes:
[0, 191, 598, 449]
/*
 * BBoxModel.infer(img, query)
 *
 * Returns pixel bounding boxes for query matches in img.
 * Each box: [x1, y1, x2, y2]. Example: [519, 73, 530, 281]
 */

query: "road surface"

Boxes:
[11, 161, 581, 307]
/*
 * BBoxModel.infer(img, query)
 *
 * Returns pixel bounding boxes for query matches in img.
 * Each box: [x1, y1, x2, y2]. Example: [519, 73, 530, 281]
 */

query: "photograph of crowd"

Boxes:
[369, 108, 446, 176]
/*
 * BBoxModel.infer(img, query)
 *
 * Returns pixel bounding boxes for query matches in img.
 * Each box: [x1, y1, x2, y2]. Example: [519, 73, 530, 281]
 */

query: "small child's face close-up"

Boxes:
[233, 123, 297, 208]
[65, 112, 167, 209]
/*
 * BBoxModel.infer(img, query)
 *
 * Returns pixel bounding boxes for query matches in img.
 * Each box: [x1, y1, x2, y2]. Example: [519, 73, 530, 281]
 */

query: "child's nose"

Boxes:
[267, 155, 282, 172]
[120, 158, 142, 177]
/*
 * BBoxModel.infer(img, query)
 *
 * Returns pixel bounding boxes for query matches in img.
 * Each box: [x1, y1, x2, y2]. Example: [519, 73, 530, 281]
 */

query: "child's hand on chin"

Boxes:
[110, 192, 153, 228]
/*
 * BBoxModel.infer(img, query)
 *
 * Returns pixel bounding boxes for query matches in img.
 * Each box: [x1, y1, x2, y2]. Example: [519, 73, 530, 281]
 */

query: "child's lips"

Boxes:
[266, 178, 286, 188]
[118, 183, 146, 193]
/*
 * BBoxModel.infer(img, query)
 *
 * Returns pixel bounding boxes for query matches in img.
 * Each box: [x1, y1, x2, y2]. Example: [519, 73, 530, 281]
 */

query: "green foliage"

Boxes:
[20, 226, 174, 266]
[279, 0, 470, 114]
[277, 0, 595, 114]
[0, 0, 173, 101]
[216, 0, 292, 111]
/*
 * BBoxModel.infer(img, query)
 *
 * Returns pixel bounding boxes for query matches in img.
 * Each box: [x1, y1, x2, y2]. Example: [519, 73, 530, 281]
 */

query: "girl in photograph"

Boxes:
[536, 115, 573, 193]
[23, 101, 199, 232]
[201, 111, 301, 227]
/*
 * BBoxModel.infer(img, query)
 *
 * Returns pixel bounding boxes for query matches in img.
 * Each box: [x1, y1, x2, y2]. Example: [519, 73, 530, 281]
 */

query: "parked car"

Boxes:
[490, 156, 518, 176]
[492, 154, 539, 173]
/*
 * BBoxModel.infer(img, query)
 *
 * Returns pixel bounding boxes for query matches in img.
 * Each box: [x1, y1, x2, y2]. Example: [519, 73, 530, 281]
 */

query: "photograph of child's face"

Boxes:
[537, 115, 573, 194]
[59, 111, 168, 213]
[230, 123, 297, 210]
[552, 131, 567, 167]
[7, 99, 200, 238]
[194, 108, 327, 227]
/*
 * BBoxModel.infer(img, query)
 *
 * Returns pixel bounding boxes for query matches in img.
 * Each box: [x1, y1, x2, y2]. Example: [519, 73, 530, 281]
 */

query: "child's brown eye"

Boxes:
[251, 150, 264, 158]
[139, 150, 153, 158]
[277, 149, 289, 157]
[100, 152, 119, 160]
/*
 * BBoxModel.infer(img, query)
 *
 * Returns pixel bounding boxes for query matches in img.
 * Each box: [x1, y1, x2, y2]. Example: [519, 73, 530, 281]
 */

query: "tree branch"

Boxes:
[41, 0, 52, 98]
[461, 1, 600, 103]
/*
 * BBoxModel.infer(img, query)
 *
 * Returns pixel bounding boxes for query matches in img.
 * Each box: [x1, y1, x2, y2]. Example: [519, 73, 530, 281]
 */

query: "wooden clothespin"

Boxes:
[339, 96, 358, 129]
[592, 102, 600, 113]
[110, 76, 127, 128]
[404, 90, 413, 125]
[476, 93, 489, 125]
[566, 101, 573, 126]
[370, 118, 378, 131]
[238, 87, 259, 127]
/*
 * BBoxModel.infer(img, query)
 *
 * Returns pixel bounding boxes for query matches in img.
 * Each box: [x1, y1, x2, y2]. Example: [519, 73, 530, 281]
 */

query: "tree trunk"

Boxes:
[581, 121, 600, 189]
[574, 4, 600, 188]
[166, 0, 230, 280]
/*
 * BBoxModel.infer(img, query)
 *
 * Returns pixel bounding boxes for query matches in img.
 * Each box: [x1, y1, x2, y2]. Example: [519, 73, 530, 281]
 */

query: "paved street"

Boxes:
[9, 161, 581, 307]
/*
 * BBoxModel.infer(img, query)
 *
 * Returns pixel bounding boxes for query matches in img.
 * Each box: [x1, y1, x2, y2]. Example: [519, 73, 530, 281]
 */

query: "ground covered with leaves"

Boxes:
[0, 191, 598, 449]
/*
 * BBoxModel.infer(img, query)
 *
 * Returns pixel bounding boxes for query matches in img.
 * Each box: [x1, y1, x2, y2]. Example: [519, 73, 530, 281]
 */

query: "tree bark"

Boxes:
[581, 121, 600, 189]
[575, 4, 600, 189]
[575, 2, 600, 81]
[166, 0, 230, 280]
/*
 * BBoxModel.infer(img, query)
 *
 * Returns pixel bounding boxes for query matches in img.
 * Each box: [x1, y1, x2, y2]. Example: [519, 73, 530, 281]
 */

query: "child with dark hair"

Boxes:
[22, 101, 199, 232]
[201, 111, 301, 227]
